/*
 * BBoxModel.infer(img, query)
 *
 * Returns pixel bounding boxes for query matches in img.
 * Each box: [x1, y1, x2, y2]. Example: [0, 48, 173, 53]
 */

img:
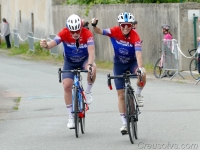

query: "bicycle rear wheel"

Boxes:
[74, 87, 80, 138]
[190, 57, 199, 80]
[80, 95, 85, 134]
[125, 88, 135, 144]
[153, 58, 167, 78]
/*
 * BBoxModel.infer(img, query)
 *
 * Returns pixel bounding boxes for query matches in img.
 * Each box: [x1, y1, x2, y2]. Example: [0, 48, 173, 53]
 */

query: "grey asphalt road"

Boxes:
[0, 53, 200, 150]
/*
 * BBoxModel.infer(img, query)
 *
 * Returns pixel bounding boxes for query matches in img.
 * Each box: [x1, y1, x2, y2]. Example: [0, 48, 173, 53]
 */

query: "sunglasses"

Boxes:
[120, 23, 132, 28]
[70, 30, 81, 34]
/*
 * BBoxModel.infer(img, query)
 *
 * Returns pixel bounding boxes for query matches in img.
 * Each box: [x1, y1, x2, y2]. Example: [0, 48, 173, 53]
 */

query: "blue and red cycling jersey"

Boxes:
[102, 26, 142, 64]
[54, 27, 94, 63]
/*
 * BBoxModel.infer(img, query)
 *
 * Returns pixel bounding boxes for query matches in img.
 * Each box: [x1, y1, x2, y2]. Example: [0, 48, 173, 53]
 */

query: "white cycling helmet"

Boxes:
[66, 14, 82, 31]
[162, 24, 170, 30]
[117, 12, 135, 23]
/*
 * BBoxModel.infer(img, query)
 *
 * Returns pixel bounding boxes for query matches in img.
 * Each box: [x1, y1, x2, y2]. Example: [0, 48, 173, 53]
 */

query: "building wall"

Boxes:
[0, 0, 53, 39]
[1, 0, 200, 70]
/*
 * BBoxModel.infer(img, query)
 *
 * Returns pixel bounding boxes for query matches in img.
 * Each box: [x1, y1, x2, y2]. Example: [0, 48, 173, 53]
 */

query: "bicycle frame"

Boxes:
[72, 72, 86, 115]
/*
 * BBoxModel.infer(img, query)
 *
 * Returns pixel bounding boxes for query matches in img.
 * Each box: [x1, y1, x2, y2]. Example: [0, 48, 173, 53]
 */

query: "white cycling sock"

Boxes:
[136, 86, 143, 95]
[85, 83, 93, 93]
[120, 113, 127, 125]
[66, 104, 73, 118]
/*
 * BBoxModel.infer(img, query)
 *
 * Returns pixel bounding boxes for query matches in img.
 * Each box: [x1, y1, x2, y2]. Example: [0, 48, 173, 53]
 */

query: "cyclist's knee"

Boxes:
[117, 90, 124, 100]
[63, 79, 73, 92]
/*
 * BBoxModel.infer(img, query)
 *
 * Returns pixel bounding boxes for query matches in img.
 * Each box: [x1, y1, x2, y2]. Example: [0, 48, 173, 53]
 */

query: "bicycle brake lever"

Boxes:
[58, 68, 61, 83]
[107, 74, 112, 90]
[89, 67, 93, 82]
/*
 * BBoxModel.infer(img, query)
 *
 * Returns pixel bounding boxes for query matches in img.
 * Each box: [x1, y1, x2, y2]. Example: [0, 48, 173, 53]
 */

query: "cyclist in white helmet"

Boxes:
[40, 14, 96, 129]
[91, 12, 146, 134]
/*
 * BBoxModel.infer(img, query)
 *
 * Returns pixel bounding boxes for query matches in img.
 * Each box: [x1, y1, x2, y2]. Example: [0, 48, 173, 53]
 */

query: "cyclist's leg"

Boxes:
[82, 60, 97, 105]
[62, 61, 76, 128]
[113, 63, 129, 133]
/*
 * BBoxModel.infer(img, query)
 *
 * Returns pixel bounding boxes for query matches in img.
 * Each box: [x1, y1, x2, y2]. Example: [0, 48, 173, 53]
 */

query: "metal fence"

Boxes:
[0, 29, 59, 58]
[161, 39, 184, 80]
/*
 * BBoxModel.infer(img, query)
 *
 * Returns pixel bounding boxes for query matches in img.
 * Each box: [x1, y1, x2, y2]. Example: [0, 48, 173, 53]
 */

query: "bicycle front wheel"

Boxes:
[190, 58, 199, 80]
[74, 87, 80, 138]
[80, 95, 85, 134]
[134, 121, 138, 139]
[125, 88, 135, 144]
[153, 58, 167, 78]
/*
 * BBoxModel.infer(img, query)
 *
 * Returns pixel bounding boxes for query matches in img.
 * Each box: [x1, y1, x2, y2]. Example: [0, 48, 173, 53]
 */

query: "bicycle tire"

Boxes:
[134, 121, 138, 139]
[189, 57, 199, 80]
[125, 88, 135, 144]
[80, 95, 85, 134]
[74, 87, 80, 138]
[153, 58, 167, 78]
[133, 95, 138, 139]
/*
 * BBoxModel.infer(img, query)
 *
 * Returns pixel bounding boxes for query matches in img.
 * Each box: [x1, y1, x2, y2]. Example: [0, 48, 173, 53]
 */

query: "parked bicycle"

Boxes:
[188, 48, 200, 80]
[107, 71, 143, 144]
[58, 68, 91, 138]
[153, 49, 175, 78]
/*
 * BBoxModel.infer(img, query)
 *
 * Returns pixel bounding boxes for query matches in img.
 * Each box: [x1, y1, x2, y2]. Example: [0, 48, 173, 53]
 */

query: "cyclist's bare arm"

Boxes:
[135, 51, 143, 68]
[40, 39, 57, 49]
[87, 45, 95, 65]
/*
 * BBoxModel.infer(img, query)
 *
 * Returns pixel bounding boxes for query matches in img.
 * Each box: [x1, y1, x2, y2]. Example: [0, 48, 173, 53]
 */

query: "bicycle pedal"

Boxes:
[121, 131, 128, 135]
[69, 127, 75, 129]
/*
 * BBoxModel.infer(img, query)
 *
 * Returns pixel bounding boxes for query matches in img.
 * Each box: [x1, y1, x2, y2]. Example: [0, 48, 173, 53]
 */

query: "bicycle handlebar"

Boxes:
[58, 68, 92, 83]
[107, 72, 144, 90]
[188, 48, 197, 57]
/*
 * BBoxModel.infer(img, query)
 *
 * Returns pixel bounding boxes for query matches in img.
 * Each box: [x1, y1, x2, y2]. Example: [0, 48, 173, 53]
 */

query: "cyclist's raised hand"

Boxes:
[91, 18, 98, 27]
[40, 39, 48, 48]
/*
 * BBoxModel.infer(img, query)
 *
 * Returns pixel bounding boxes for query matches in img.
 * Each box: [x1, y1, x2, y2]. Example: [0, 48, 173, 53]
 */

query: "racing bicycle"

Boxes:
[107, 71, 143, 144]
[188, 48, 199, 80]
[58, 68, 91, 138]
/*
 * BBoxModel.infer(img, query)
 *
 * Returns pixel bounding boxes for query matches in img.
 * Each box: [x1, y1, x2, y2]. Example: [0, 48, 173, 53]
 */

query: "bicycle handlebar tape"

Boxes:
[58, 68, 61, 83]
[107, 74, 112, 90]
[89, 67, 93, 82]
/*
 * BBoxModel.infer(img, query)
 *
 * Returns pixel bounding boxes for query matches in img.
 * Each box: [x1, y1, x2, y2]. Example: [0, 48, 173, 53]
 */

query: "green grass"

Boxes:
[144, 63, 154, 73]
[96, 60, 113, 69]
[0, 40, 153, 73]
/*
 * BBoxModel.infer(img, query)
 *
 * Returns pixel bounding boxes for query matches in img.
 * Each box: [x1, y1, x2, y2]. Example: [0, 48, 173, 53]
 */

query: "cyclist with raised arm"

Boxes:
[40, 14, 96, 129]
[91, 12, 146, 134]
